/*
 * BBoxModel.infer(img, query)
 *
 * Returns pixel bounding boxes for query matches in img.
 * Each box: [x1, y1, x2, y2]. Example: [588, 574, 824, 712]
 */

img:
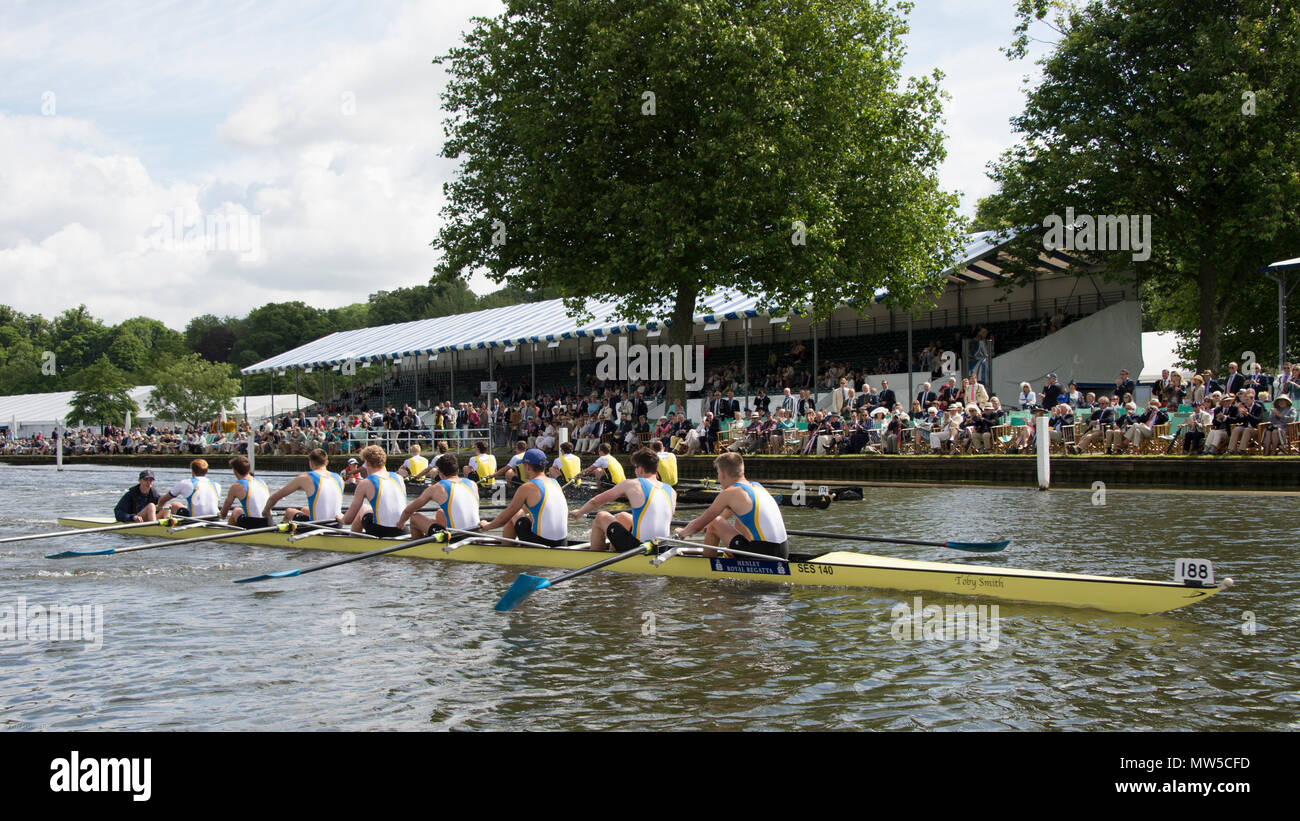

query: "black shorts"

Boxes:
[606, 520, 646, 552]
[361, 513, 405, 538]
[174, 507, 191, 518]
[514, 516, 567, 548]
[728, 534, 789, 560]
[237, 516, 271, 530]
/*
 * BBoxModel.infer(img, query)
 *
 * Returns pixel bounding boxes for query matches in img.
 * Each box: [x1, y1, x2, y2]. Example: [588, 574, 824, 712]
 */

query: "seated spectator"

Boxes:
[1261, 396, 1295, 455]
[1181, 400, 1214, 455]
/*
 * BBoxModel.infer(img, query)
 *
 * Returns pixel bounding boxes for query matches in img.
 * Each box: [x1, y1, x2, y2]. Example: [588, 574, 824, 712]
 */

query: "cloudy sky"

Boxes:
[0, 0, 1046, 329]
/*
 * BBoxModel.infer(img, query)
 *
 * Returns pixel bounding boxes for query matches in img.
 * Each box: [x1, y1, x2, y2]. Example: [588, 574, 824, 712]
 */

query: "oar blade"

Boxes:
[232, 568, 303, 584]
[943, 539, 1010, 553]
[46, 547, 116, 559]
[493, 574, 551, 612]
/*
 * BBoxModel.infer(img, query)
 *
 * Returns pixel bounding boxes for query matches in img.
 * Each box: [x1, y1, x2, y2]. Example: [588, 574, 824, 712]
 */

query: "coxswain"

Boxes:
[220, 455, 271, 528]
[572, 447, 675, 551]
[674, 452, 788, 559]
[263, 448, 345, 524]
[547, 441, 583, 488]
[580, 442, 625, 489]
[341, 445, 407, 536]
[478, 449, 568, 546]
[398, 453, 480, 539]
[341, 458, 362, 484]
[649, 439, 677, 487]
[157, 458, 221, 519]
[114, 470, 160, 523]
[397, 444, 430, 487]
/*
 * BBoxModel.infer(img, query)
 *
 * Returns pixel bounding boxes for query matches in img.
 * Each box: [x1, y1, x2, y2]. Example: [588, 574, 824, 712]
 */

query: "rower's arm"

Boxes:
[572, 481, 629, 517]
[396, 486, 439, 529]
[341, 483, 371, 525]
[676, 490, 738, 538]
[479, 484, 530, 531]
[263, 475, 308, 518]
[219, 484, 241, 518]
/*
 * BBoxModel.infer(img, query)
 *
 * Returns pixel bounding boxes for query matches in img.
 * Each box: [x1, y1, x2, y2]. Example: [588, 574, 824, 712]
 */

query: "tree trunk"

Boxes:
[665, 281, 700, 416]
[1194, 260, 1230, 373]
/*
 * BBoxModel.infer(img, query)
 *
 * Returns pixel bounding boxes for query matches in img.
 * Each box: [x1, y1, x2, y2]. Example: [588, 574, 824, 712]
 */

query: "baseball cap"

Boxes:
[522, 448, 549, 467]
[347, 458, 358, 464]
[138, 470, 155, 480]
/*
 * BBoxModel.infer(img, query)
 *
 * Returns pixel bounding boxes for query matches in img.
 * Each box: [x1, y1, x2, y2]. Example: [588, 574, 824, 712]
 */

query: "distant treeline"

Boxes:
[0, 280, 554, 399]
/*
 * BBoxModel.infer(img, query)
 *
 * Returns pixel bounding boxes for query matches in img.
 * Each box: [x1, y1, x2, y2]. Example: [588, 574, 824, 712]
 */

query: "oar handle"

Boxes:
[654, 536, 784, 564]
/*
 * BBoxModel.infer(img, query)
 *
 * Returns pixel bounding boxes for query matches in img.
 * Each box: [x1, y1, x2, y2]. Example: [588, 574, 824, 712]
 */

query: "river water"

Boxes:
[0, 463, 1295, 731]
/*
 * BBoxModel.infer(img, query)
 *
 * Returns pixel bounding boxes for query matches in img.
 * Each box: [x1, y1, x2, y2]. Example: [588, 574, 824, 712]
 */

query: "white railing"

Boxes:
[342, 427, 493, 454]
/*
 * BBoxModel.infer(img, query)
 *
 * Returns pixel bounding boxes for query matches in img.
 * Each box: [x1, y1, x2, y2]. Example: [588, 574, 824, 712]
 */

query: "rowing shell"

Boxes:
[53, 517, 1221, 614]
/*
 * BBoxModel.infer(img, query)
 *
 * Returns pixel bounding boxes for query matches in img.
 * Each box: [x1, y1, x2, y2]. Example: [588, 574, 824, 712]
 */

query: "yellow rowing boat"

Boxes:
[53, 517, 1222, 614]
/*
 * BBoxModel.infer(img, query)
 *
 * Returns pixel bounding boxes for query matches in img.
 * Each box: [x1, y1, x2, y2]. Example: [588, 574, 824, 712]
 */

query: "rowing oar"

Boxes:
[666, 521, 1008, 553]
[493, 541, 656, 612]
[45, 519, 337, 559]
[232, 531, 450, 584]
[0, 517, 181, 544]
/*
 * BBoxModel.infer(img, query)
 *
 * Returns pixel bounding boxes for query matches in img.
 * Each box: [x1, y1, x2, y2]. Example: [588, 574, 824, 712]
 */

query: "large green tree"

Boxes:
[434, 0, 964, 405]
[67, 355, 139, 429]
[146, 353, 240, 430]
[982, 0, 1300, 372]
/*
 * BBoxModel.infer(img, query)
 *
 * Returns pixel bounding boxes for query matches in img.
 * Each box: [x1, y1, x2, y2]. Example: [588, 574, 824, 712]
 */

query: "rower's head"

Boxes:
[649, 439, 663, 453]
[435, 453, 458, 478]
[360, 445, 386, 471]
[308, 448, 328, 469]
[230, 455, 252, 477]
[476, 440, 489, 454]
[713, 451, 744, 486]
[515, 440, 527, 453]
[631, 448, 658, 478]
[560, 441, 574, 455]
[410, 444, 422, 456]
[521, 448, 548, 478]
[597, 442, 612, 456]
[137, 469, 155, 492]
[190, 458, 209, 476]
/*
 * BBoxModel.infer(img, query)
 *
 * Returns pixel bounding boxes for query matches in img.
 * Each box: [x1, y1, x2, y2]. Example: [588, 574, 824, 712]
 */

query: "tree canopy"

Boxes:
[67, 355, 139, 429]
[146, 354, 241, 430]
[979, 0, 1300, 371]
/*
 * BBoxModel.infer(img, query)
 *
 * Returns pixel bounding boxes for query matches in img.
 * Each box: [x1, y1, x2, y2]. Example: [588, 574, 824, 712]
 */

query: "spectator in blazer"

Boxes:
[916, 382, 937, 408]
[1223, 362, 1245, 396]
[1226, 388, 1267, 453]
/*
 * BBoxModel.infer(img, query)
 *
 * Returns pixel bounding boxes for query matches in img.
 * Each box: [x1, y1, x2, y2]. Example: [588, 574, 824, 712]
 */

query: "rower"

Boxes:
[547, 441, 583, 488]
[398, 453, 480, 539]
[263, 448, 345, 524]
[114, 469, 160, 523]
[572, 447, 675, 552]
[478, 449, 568, 546]
[220, 455, 271, 529]
[157, 458, 221, 519]
[449, 440, 497, 489]
[580, 442, 625, 490]
[341, 458, 362, 484]
[397, 444, 430, 487]
[493, 440, 528, 485]
[675, 452, 788, 559]
[340, 445, 407, 537]
[649, 439, 677, 487]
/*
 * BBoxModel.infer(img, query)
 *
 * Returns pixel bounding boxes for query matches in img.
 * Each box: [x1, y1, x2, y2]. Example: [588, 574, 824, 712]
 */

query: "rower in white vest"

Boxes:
[479, 449, 569, 546]
[221, 454, 271, 528]
[157, 458, 221, 519]
[341, 445, 407, 537]
[400, 453, 481, 540]
[572, 447, 676, 551]
[264, 448, 346, 524]
[675, 451, 788, 559]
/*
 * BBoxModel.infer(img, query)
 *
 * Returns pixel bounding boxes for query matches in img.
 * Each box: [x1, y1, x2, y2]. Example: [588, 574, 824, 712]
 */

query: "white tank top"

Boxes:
[306, 470, 344, 519]
[438, 477, 480, 530]
[526, 477, 568, 542]
[186, 476, 221, 517]
[365, 471, 406, 528]
[628, 477, 675, 541]
[733, 481, 787, 544]
[237, 477, 270, 519]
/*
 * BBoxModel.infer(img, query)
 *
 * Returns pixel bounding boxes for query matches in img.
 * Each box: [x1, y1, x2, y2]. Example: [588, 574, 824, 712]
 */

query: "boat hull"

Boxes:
[52, 517, 1220, 614]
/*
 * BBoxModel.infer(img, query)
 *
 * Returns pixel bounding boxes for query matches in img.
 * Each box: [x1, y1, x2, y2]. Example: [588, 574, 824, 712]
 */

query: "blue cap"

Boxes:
[522, 448, 548, 466]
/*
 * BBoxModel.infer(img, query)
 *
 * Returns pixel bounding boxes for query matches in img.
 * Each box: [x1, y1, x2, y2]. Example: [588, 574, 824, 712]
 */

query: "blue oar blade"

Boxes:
[46, 548, 116, 559]
[944, 539, 1010, 553]
[233, 569, 302, 584]
[494, 574, 551, 612]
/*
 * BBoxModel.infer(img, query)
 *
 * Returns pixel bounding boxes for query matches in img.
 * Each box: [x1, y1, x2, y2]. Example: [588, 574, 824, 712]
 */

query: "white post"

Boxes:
[1035, 416, 1050, 490]
[125, 409, 132, 431]
[248, 431, 256, 474]
[56, 422, 64, 471]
